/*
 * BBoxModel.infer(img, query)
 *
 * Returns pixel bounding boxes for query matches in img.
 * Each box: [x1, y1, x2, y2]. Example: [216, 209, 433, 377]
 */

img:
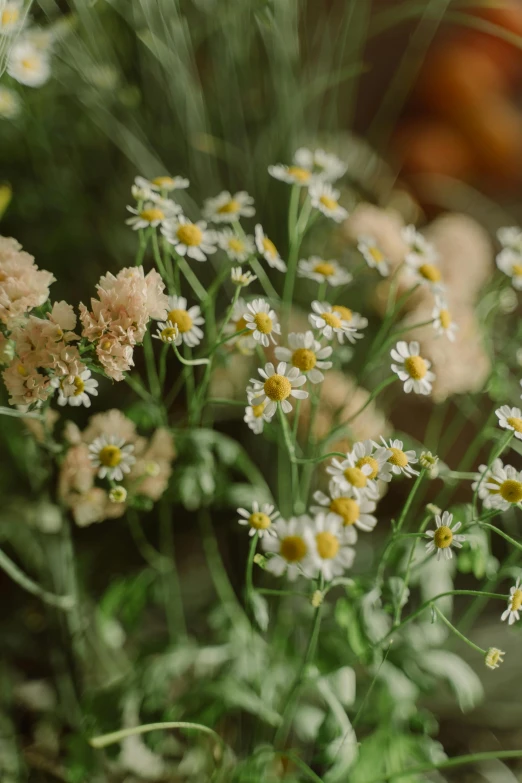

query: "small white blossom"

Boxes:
[262, 516, 316, 580]
[496, 248, 522, 290]
[254, 224, 287, 272]
[501, 579, 522, 626]
[217, 229, 255, 262]
[391, 341, 435, 395]
[243, 298, 281, 347]
[162, 296, 205, 347]
[203, 191, 255, 223]
[306, 512, 356, 581]
[88, 435, 136, 482]
[432, 296, 458, 341]
[274, 331, 332, 384]
[231, 266, 257, 287]
[309, 182, 348, 223]
[237, 501, 279, 538]
[496, 405, 522, 440]
[249, 361, 308, 420]
[162, 215, 217, 262]
[425, 511, 465, 560]
[298, 256, 352, 287]
[358, 235, 390, 276]
[51, 369, 99, 408]
[308, 301, 360, 343]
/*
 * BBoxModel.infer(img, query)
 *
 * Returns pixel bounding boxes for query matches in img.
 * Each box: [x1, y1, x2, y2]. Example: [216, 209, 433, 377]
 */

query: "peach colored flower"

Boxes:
[0, 236, 55, 326]
[94, 334, 135, 382]
[128, 428, 176, 501]
[3, 359, 52, 406]
[81, 408, 140, 446]
[23, 406, 59, 443]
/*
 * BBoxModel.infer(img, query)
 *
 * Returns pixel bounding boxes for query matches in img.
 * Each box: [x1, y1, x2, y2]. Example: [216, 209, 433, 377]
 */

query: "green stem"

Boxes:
[245, 532, 259, 608]
[176, 255, 208, 301]
[0, 546, 74, 610]
[250, 258, 279, 301]
[472, 431, 513, 517]
[89, 721, 226, 751]
[366, 751, 522, 783]
[172, 345, 210, 366]
[278, 403, 300, 513]
[395, 469, 426, 534]
[480, 521, 522, 553]
[394, 513, 430, 624]
[433, 605, 486, 655]
[143, 331, 161, 399]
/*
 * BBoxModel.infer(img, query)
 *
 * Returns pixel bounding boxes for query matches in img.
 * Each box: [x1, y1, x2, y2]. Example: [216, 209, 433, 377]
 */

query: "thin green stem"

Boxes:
[172, 345, 210, 366]
[177, 255, 208, 301]
[395, 469, 426, 534]
[90, 722, 226, 751]
[0, 547, 74, 610]
[394, 513, 430, 624]
[143, 331, 161, 399]
[250, 258, 279, 301]
[433, 605, 486, 655]
[365, 750, 522, 783]
[245, 532, 259, 608]
[480, 521, 522, 553]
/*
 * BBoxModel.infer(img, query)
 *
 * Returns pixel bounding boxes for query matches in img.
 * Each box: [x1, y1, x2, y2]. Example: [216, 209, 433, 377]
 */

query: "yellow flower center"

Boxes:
[510, 588, 522, 612]
[330, 497, 359, 526]
[161, 326, 178, 341]
[486, 648, 503, 668]
[17, 363, 28, 377]
[140, 207, 165, 223]
[322, 312, 342, 329]
[228, 238, 244, 253]
[319, 195, 339, 211]
[21, 57, 40, 72]
[419, 263, 441, 283]
[177, 224, 203, 246]
[291, 348, 317, 372]
[264, 374, 292, 401]
[252, 402, 265, 418]
[355, 456, 380, 480]
[2, 8, 19, 25]
[313, 261, 336, 277]
[217, 199, 240, 214]
[512, 263, 522, 277]
[98, 445, 122, 468]
[152, 176, 174, 188]
[316, 531, 340, 560]
[236, 316, 248, 332]
[507, 416, 522, 433]
[262, 237, 277, 257]
[73, 376, 85, 396]
[404, 355, 427, 380]
[287, 166, 310, 183]
[388, 447, 408, 468]
[499, 479, 522, 503]
[248, 511, 271, 530]
[333, 305, 353, 322]
[343, 466, 367, 488]
[167, 308, 193, 333]
[439, 309, 452, 329]
[369, 246, 384, 263]
[434, 525, 453, 549]
[254, 312, 273, 334]
[280, 535, 307, 562]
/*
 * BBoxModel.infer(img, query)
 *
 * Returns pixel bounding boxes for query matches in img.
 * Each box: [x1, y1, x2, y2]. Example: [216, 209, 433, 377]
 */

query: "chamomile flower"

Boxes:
[402, 225, 438, 265]
[0, 86, 21, 119]
[306, 512, 356, 581]
[249, 361, 308, 419]
[311, 481, 377, 533]
[163, 296, 205, 348]
[349, 439, 393, 482]
[432, 296, 458, 341]
[231, 267, 257, 287]
[484, 463, 522, 511]
[243, 298, 281, 347]
[293, 147, 347, 182]
[254, 225, 287, 272]
[326, 451, 380, 501]
[203, 191, 255, 223]
[501, 579, 522, 625]
[308, 301, 359, 343]
[51, 370, 99, 408]
[497, 226, 522, 253]
[126, 199, 179, 230]
[0, 1, 24, 36]
[425, 511, 465, 560]
[237, 502, 279, 538]
[244, 389, 271, 434]
[162, 215, 217, 262]
[8, 40, 50, 87]
[217, 229, 255, 262]
[328, 304, 368, 339]
[135, 174, 189, 193]
[485, 647, 505, 671]
[378, 437, 419, 477]
[471, 458, 504, 508]
[309, 182, 348, 223]
[109, 486, 127, 504]
[274, 331, 332, 384]
[153, 320, 180, 344]
[357, 236, 390, 276]
[391, 341, 435, 395]
[496, 248, 522, 290]
[297, 257, 352, 287]
[221, 298, 256, 354]
[88, 435, 136, 482]
[262, 516, 315, 580]
[268, 163, 314, 187]
[496, 405, 522, 440]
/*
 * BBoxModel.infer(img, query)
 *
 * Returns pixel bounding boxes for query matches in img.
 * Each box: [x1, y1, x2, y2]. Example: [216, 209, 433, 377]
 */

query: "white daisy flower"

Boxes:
[311, 481, 377, 533]
[262, 516, 315, 580]
[485, 647, 505, 671]
[496, 248, 522, 290]
[237, 501, 279, 538]
[402, 224, 438, 264]
[162, 215, 217, 262]
[202, 191, 255, 223]
[306, 512, 356, 581]
[249, 361, 308, 420]
[501, 579, 522, 625]
[268, 163, 314, 187]
[8, 41, 50, 87]
[484, 463, 522, 511]
[0, 1, 24, 36]
[496, 405, 522, 440]
[126, 199, 180, 230]
[231, 266, 257, 287]
[274, 331, 332, 384]
[153, 319, 180, 344]
[135, 174, 189, 193]
[51, 369, 99, 408]
[378, 437, 419, 478]
[293, 147, 347, 182]
[497, 226, 522, 253]
[254, 224, 287, 272]
[425, 511, 465, 560]
[243, 298, 281, 347]
[391, 341, 435, 395]
[217, 229, 255, 262]
[88, 435, 136, 482]
[328, 304, 367, 339]
[109, 486, 127, 504]
[244, 388, 271, 434]
[432, 296, 458, 341]
[472, 458, 504, 508]
[309, 182, 348, 223]
[297, 256, 352, 287]
[163, 296, 205, 348]
[326, 449, 380, 501]
[308, 301, 360, 343]
[0, 85, 21, 119]
[357, 235, 390, 276]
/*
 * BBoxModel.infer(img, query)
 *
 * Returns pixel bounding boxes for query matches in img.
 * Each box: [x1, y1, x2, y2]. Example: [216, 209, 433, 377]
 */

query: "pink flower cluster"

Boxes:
[0, 236, 55, 326]
[2, 301, 85, 407]
[59, 409, 176, 526]
[79, 266, 169, 381]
